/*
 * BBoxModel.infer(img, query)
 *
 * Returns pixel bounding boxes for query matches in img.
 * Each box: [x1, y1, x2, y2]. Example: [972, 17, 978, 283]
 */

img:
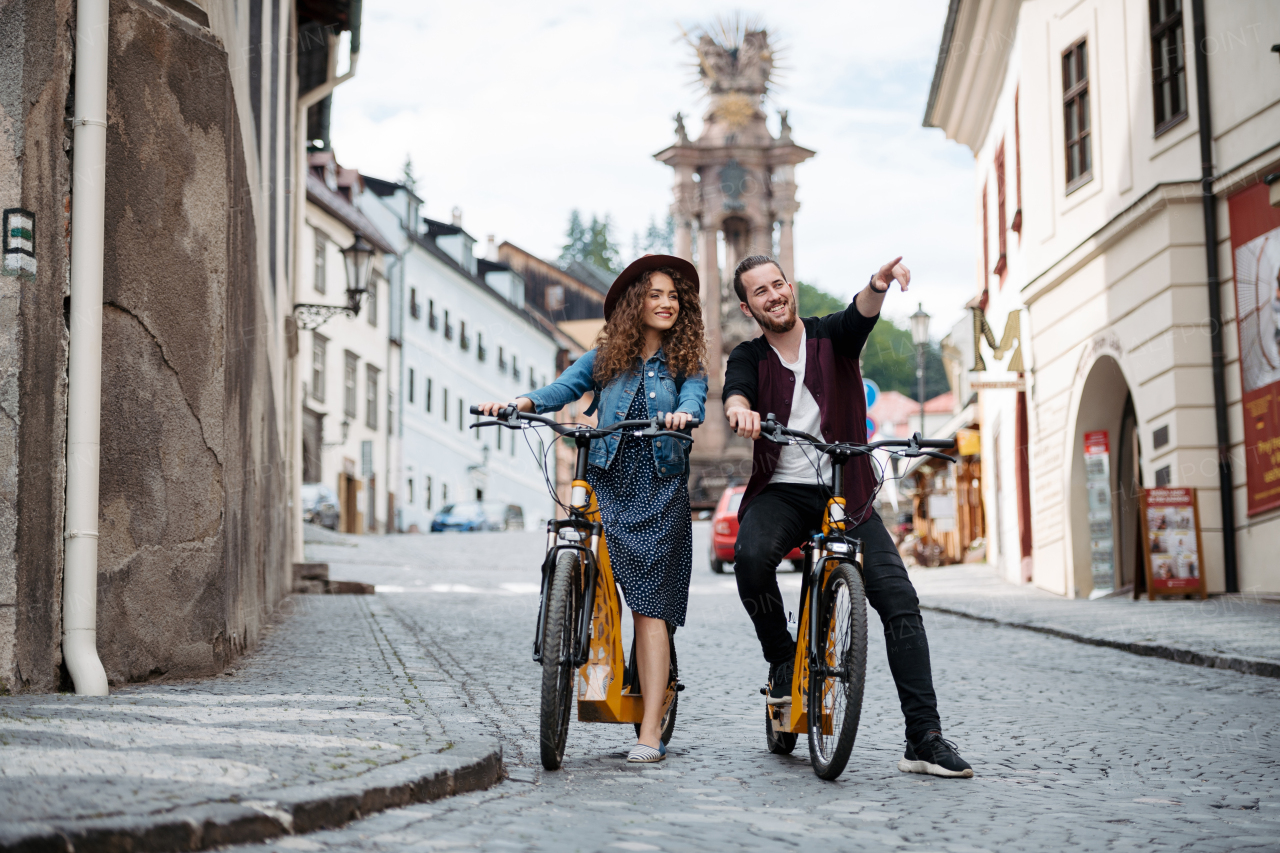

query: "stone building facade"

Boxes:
[926, 0, 1280, 596]
[0, 0, 350, 691]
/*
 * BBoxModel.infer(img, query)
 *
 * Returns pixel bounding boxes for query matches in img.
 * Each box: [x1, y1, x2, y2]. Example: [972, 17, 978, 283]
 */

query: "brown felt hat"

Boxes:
[603, 254, 700, 321]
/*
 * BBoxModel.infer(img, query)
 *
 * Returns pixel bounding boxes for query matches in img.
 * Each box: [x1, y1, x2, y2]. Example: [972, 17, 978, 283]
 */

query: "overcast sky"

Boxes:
[330, 1, 977, 334]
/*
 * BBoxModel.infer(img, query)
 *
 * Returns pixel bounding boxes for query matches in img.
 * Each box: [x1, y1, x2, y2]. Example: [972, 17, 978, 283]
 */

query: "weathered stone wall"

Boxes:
[0, 0, 75, 693]
[0, 0, 289, 691]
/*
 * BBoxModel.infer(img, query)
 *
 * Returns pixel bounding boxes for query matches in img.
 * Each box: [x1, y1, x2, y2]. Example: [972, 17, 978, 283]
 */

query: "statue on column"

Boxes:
[653, 18, 814, 502]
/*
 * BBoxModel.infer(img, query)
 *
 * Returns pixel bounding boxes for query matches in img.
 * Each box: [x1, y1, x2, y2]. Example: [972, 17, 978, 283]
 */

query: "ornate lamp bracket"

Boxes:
[291, 302, 356, 331]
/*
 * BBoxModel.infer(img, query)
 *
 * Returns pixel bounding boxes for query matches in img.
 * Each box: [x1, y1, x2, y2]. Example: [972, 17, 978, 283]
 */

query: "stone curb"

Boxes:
[0, 739, 502, 853]
[921, 604, 1280, 679]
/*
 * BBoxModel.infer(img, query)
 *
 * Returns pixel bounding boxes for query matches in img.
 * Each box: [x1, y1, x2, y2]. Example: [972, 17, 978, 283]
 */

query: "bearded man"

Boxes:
[721, 254, 972, 778]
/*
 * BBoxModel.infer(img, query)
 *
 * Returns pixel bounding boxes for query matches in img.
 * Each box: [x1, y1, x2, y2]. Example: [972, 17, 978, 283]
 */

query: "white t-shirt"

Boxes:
[769, 328, 833, 486]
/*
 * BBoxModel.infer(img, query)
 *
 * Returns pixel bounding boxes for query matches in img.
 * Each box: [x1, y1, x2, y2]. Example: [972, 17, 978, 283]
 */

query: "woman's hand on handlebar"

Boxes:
[663, 411, 693, 430]
[477, 398, 534, 417]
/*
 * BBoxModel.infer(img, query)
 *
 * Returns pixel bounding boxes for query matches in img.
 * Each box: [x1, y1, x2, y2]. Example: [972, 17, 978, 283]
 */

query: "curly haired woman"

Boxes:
[478, 255, 707, 764]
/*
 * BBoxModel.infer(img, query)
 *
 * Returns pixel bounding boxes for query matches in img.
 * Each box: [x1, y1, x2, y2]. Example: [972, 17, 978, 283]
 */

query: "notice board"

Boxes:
[1139, 487, 1207, 600]
[1227, 183, 1280, 516]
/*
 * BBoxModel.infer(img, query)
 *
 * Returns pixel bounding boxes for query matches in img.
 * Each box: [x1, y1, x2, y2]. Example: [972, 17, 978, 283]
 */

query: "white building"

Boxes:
[360, 179, 562, 532]
[926, 0, 1280, 596]
[297, 151, 400, 535]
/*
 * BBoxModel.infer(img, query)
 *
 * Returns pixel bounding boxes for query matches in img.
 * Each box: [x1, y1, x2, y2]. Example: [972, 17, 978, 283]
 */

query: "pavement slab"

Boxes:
[0, 594, 501, 851]
[910, 563, 1280, 677]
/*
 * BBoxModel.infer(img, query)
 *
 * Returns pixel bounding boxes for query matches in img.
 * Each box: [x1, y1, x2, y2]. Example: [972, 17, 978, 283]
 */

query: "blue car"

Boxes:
[430, 501, 524, 532]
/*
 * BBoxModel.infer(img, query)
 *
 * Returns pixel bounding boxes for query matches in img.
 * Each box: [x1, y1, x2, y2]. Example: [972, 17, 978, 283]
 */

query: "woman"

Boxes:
[478, 254, 707, 763]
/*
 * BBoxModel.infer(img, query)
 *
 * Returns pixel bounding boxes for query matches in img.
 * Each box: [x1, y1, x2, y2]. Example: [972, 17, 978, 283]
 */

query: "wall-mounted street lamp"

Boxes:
[293, 232, 376, 331]
[322, 418, 351, 448]
[910, 302, 931, 437]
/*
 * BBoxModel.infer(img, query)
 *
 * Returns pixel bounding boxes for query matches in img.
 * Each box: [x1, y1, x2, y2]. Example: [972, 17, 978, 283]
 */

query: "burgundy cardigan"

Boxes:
[723, 305, 879, 523]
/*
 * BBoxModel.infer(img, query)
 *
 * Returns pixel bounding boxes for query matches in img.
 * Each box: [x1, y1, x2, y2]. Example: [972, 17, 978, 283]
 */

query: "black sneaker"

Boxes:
[898, 731, 974, 778]
[767, 658, 794, 706]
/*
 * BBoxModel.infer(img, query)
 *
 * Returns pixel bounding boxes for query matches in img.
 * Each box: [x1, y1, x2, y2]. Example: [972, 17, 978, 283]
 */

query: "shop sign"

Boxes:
[956, 428, 981, 457]
[1227, 183, 1280, 516]
[1083, 430, 1114, 597]
[1139, 487, 1207, 599]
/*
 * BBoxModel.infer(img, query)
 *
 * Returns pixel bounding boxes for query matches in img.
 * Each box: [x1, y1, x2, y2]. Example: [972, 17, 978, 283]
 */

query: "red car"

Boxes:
[709, 485, 805, 574]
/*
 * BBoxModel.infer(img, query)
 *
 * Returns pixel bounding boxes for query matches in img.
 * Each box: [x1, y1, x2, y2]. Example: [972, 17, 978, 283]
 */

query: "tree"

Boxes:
[796, 280, 949, 401]
[401, 154, 418, 194]
[561, 210, 621, 274]
[559, 210, 589, 267]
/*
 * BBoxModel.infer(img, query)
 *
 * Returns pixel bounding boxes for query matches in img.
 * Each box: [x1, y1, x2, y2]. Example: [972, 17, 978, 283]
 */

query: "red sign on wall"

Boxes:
[1228, 183, 1280, 516]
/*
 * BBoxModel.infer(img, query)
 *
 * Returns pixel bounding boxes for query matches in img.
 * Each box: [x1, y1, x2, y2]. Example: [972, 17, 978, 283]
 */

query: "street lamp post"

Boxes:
[910, 303, 931, 437]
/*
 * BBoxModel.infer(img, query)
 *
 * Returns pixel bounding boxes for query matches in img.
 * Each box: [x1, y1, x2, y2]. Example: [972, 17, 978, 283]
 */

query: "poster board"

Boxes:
[1084, 430, 1114, 596]
[1139, 487, 1207, 600]
[1227, 183, 1280, 516]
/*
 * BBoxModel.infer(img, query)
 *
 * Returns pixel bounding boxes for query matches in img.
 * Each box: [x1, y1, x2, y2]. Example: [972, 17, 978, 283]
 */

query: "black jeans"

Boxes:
[734, 483, 942, 743]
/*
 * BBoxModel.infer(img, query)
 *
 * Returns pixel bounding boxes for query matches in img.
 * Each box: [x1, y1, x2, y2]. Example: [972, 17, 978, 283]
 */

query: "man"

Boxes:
[722, 254, 972, 778]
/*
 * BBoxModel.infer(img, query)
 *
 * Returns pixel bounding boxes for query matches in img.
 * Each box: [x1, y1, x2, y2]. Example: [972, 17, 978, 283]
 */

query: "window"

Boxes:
[477, 332, 486, 362]
[529, 366, 537, 391]
[428, 299, 437, 330]
[313, 229, 328, 294]
[361, 440, 373, 478]
[993, 141, 1008, 284]
[460, 320, 469, 351]
[474, 409, 480, 441]
[407, 478, 414, 504]
[366, 276, 378, 327]
[343, 351, 358, 419]
[443, 387, 448, 421]
[457, 398, 464, 432]
[388, 388, 394, 436]
[407, 367, 415, 404]
[497, 426, 502, 451]
[1062, 39, 1092, 190]
[442, 482, 448, 503]
[546, 285, 565, 311]
[1155, 465, 1172, 487]
[498, 346, 507, 371]
[1150, 0, 1187, 133]
[1012, 87, 1023, 235]
[365, 364, 380, 430]
[311, 333, 327, 403]
[444, 310, 453, 340]
[981, 181, 990, 291]
[512, 354, 519, 380]
[425, 377, 433, 413]
[425, 475, 433, 510]
[409, 287, 420, 320]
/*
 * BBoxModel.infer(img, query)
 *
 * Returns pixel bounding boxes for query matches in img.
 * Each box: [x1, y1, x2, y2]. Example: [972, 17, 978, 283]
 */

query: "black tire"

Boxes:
[790, 559, 806, 573]
[539, 550, 581, 770]
[634, 633, 678, 744]
[710, 555, 726, 574]
[766, 705, 798, 754]
[807, 562, 867, 780]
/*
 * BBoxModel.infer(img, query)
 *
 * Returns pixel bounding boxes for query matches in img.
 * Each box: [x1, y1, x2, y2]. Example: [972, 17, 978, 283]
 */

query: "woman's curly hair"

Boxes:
[593, 268, 707, 385]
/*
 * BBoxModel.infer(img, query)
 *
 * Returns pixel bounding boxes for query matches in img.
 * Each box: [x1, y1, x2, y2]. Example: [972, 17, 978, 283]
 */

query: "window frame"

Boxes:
[311, 333, 327, 403]
[1062, 38, 1093, 193]
[365, 364, 380, 431]
[1149, 0, 1188, 136]
[313, 229, 328, 294]
[343, 351, 358, 420]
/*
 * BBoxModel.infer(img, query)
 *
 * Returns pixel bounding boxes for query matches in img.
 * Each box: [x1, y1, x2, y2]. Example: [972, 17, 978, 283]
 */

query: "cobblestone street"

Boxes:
[228, 528, 1280, 852]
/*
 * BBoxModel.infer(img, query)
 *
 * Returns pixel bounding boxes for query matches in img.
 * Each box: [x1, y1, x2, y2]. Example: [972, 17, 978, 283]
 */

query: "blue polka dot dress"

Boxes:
[587, 375, 693, 626]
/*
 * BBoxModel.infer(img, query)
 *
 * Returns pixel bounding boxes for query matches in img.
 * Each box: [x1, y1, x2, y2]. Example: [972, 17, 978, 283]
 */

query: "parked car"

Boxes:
[708, 485, 804, 574]
[301, 483, 339, 530]
[430, 501, 524, 532]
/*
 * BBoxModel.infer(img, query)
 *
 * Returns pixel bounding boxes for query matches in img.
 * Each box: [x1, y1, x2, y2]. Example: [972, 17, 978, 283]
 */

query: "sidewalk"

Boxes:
[0, 594, 501, 853]
[911, 563, 1280, 678]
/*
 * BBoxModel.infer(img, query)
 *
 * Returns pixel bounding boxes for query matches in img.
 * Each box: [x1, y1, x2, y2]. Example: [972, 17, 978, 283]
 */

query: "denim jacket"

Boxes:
[523, 348, 708, 478]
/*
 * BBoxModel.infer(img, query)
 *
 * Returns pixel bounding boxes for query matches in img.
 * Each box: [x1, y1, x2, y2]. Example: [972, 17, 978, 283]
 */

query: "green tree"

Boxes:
[401, 154, 417, 194]
[559, 210, 589, 266]
[560, 211, 621, 274]
[796, 280, 949, 401]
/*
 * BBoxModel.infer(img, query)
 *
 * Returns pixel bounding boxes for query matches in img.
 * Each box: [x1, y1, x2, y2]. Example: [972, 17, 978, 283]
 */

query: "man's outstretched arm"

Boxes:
[854, 256, 912, 318]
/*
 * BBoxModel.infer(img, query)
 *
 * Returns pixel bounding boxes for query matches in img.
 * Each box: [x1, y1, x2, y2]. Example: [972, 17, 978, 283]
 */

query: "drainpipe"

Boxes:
[63, 0, 110, 695]
[1191, 0, 1239, 593]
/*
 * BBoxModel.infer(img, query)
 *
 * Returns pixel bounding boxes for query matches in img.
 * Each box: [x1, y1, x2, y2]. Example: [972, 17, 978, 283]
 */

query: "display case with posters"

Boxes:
[1139, 487, 1207, 600]
[1228, 183, 1280, 516]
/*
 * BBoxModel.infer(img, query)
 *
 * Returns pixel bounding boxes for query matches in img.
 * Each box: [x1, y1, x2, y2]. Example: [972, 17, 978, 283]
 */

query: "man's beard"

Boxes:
[750, 295, 798, 333]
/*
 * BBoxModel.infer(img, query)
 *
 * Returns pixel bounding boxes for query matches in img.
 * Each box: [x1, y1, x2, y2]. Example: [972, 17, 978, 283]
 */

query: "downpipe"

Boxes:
[62, 0, 110, 695]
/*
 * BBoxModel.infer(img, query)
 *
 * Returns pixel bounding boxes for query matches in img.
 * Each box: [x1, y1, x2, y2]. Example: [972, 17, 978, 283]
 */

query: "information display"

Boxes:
[1083, 430, 1114, 597]
[1139, 487, 1207, 600]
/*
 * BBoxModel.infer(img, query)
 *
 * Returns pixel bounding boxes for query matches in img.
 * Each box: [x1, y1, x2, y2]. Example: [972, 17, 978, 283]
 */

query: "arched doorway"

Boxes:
[1069, 355, 1142, 598]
